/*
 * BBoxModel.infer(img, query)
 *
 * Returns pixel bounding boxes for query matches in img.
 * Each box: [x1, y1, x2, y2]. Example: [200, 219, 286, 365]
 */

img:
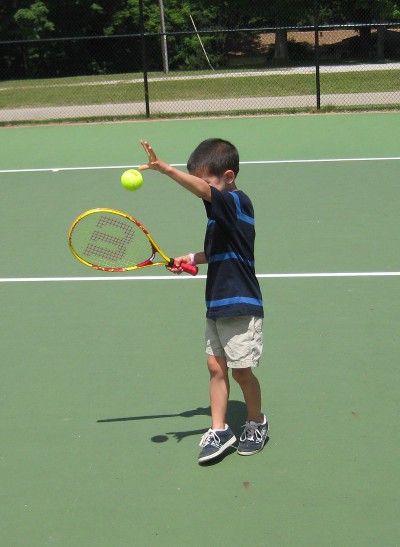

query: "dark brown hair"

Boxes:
[187, 138, 240, 177]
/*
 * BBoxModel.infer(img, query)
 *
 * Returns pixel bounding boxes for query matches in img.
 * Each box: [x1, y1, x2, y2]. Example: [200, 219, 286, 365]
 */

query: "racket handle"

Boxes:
[171, 259, 199, 276]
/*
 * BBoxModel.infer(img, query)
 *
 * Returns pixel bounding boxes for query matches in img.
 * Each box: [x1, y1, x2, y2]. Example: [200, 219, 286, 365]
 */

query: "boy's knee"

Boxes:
[207, 355, 227, 377]
[232, 367, 252, 384]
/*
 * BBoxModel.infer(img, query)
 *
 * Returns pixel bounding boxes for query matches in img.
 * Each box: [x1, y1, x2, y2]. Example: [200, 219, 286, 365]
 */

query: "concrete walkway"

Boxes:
[1, 91, 400, 122]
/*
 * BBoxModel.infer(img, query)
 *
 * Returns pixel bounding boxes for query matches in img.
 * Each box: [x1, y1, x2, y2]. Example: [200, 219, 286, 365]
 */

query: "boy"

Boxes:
[139, 138, 268, 463]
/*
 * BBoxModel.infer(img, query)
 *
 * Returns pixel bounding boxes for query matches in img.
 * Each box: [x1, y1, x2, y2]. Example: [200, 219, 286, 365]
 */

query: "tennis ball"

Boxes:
[121, 169, 143, 191]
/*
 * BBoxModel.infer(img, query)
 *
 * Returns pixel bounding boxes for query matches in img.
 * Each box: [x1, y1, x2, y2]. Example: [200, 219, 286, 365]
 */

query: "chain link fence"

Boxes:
[1, 19, 400, 122]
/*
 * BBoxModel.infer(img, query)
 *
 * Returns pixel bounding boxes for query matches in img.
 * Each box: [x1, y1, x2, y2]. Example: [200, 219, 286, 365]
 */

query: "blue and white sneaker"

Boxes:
[237, 415, 269, 456]
[198, 426, 236, 463]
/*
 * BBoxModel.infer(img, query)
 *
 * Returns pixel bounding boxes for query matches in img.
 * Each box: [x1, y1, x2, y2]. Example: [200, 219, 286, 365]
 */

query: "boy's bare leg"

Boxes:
[232, 368, 264, 423]
[207, 355, 230, 430]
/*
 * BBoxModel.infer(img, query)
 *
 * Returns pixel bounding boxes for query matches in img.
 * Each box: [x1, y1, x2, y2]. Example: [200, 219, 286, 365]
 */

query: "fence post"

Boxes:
[139, 0, 150, 118]
[314, 1, 321, 110]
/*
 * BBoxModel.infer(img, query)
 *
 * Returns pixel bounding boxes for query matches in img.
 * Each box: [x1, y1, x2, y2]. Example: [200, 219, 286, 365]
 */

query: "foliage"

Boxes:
[14, 1, 55, 39]
[1, 0, 400, 77]
[319, 0, 400, 23]
[3, 0, 400, 40]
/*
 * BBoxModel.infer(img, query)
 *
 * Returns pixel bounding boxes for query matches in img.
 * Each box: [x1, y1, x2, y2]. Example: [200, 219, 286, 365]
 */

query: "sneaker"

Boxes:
[198, 427, 236, 463]
[237, 415, 269, 456]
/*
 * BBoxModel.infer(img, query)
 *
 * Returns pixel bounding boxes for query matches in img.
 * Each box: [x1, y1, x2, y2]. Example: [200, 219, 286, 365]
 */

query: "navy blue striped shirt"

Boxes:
[203, 187, 264, 319]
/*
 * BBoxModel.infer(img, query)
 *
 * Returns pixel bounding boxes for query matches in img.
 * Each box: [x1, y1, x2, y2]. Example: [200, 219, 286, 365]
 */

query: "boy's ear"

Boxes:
[224, 170, 236, 184]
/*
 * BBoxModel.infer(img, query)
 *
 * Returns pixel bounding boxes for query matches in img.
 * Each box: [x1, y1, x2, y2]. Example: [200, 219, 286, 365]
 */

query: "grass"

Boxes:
[1, 69, 399, 109]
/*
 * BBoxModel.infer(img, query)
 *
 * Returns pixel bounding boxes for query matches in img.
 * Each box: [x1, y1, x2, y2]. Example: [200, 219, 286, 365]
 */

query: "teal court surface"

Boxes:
[1, 113, 399, 546]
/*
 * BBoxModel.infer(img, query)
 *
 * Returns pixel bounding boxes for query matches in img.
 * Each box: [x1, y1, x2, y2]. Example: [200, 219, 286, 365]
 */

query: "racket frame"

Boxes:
[68, 208, 197, 274]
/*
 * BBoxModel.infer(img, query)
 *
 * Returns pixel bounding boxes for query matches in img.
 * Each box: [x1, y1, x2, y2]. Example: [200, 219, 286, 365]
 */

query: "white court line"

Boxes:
[0, 272, 399, 283]
[1, 156, 400, 174]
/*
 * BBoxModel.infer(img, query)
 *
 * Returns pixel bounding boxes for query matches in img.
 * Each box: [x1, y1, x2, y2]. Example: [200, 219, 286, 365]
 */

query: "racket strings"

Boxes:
[85, 217, 135, 261]
[97, 215, 135, 239]
[70, 211, 153, 270]
[85, 242, 125, 262]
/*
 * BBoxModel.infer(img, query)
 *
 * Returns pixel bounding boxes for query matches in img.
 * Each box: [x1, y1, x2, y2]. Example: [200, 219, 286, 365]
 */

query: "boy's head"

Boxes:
[187, 139, 240, 181]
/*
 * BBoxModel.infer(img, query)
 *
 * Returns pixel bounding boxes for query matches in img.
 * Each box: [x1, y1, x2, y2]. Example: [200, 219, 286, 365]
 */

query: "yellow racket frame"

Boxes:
[68, 208, 174, 272]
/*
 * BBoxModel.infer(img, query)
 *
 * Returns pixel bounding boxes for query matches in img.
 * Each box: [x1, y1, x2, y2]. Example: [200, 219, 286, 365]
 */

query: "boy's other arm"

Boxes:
[139, 140, 211, 201]
[168, 252, 207, 274]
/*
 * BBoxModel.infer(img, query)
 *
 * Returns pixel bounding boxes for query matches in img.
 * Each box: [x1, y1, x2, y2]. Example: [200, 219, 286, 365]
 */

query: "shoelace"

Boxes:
[199, 429, 221, 448]
[240, 422, 263, 443]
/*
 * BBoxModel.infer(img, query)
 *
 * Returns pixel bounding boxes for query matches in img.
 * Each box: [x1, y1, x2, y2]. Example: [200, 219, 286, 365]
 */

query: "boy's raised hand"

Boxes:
[139, 139, 211, 201]
[139, 140, 170, 174]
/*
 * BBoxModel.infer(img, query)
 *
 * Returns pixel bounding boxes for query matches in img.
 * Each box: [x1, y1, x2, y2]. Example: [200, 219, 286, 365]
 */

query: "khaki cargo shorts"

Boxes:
[205, 315, 263, 369]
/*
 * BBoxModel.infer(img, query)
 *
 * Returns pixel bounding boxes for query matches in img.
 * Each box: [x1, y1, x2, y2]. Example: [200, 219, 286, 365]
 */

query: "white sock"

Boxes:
[213, 424, 228, 432]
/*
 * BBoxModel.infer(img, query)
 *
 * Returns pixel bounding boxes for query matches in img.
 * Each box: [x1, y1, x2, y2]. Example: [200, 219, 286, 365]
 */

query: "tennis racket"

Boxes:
[68, 208, 198, 275]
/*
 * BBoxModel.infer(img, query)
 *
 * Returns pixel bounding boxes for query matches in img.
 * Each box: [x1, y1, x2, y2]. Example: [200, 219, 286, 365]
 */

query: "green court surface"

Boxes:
[1, 113, 400, 546]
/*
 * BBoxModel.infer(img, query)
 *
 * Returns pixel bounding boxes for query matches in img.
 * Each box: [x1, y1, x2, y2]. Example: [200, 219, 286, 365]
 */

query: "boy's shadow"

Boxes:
[97, 400, 247, 444]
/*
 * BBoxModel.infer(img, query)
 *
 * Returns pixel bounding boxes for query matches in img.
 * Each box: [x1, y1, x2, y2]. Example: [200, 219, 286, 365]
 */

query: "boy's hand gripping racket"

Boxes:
[68, 208, 198, 275]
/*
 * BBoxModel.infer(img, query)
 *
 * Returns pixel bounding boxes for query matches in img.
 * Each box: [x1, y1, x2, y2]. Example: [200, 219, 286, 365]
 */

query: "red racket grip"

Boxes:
[180, 262, 198, 276]
[170, 259, 198, 276]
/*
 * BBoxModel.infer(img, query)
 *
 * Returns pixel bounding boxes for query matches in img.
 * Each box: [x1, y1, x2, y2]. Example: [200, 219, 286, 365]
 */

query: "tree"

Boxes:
[14, 1, 54, 39]
[1, 0, 400, 77]
[12, 2, 54, 76]
[258, 0, 314, 61]
[319, 0, 400, 59]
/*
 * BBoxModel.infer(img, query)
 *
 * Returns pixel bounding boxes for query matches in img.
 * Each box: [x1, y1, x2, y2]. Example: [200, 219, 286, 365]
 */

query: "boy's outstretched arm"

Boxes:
[139, 140, 211, 202]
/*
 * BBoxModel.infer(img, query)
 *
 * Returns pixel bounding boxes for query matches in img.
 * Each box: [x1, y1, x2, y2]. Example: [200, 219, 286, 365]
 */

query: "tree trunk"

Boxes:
[274, 29, 288, 60]
[377, 27, 385, 61]
[359, 27, 372, 58]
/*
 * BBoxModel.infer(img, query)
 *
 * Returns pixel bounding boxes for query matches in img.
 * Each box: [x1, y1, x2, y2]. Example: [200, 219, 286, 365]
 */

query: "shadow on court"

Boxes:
[97, 400, 248, 443]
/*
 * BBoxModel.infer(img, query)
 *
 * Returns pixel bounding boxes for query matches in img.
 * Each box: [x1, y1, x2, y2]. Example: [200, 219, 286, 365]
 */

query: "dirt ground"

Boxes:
[259, 30, 359, 47]
[259, 28, 400, 47]
[228, 28, 400, 61]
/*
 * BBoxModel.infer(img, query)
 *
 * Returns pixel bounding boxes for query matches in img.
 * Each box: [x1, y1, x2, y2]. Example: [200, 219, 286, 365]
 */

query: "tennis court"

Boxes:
[1, 113, 399, 546]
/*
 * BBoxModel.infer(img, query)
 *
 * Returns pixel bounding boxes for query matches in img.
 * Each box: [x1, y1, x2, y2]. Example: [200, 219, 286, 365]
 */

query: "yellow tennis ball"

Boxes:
[121, 169, 143, 191]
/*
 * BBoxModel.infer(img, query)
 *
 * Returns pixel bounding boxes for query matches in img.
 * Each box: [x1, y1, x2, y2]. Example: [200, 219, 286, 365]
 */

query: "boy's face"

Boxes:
[190, 168, 236, 191]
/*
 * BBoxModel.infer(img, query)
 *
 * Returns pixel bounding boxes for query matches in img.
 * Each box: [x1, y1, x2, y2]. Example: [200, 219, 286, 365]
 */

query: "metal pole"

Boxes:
[139, 0, 150, 118]
[314, 1, 321, 110]
[158, 0, 169, 74]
